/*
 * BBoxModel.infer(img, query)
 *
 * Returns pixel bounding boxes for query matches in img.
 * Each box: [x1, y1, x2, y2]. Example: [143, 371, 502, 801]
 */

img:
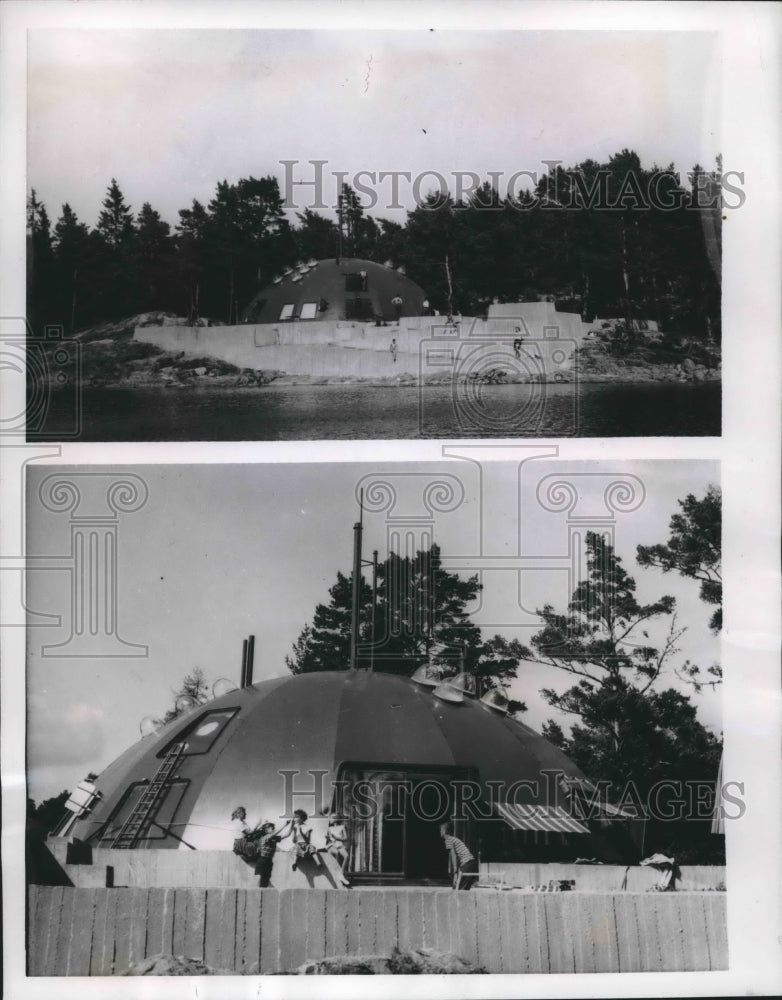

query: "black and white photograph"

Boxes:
[24, 458, 726, 975]
[2, 1, 781, 998]
[24, 26, 724, 440]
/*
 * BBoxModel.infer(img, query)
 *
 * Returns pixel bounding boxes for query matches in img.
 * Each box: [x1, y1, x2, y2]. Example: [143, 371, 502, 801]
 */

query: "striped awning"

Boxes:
[496, 802, 589, 835]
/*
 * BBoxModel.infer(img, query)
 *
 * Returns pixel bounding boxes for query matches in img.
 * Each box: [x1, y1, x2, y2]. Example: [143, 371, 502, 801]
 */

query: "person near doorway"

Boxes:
[391, 295, 403, 321]
[439, 822, 479, 890]
[325, 814, 351, 886]
[389, 338, 398, 363]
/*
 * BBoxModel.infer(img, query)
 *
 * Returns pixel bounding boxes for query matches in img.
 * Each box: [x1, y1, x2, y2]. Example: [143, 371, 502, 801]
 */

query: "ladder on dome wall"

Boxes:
[110, 742, 187, 849]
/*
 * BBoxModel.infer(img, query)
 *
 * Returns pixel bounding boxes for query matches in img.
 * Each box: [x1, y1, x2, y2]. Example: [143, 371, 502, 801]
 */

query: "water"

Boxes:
[36, 381, 720, 441]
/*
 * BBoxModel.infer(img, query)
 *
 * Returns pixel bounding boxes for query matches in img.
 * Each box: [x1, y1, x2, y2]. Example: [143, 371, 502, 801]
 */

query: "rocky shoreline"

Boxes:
[74, 355, 721, 390]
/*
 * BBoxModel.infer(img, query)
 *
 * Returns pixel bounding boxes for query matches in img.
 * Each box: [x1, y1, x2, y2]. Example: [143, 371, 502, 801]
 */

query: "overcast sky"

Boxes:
[28, 29, 720, 227]
[26, 458, 720, 803]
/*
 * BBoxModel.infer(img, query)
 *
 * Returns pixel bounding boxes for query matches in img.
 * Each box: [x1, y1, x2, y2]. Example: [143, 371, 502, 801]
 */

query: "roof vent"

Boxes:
[175, 694, 198, 715]
[444, 671, 477, 697]
[432, 681, 464, 704]
[411, 662, 443, 688]
[139, 715, 162, 736]
[212, 677, 239, 699]
[480, 686, 509, 714]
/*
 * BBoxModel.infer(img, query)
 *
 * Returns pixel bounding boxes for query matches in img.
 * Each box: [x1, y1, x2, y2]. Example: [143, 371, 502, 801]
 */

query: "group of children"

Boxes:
[231, 807, 349, 888]
[232, 808, 478, 891]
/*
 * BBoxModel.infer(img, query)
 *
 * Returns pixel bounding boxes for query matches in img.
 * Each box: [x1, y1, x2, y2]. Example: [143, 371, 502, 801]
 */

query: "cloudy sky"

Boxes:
[26, 458, 720, 803]
[27, 28, 720, 227]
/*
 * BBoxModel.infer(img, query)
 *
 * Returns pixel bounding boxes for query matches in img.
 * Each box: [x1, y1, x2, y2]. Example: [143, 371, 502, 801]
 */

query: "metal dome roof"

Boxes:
[243, 258, 428, 324]
[71, 671, 589, 850]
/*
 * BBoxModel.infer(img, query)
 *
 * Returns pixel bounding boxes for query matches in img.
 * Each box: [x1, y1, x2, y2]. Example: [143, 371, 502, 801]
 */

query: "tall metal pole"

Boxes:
[445, 255, 454, 321]
[350, 490, 364, 671]
[369, 550, 378, 672]
[241, 638, 248, 688]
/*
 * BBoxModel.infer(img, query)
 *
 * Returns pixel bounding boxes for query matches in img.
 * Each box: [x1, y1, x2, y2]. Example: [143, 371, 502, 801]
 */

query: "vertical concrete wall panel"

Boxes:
[379, 891, 400, 956]
[543, 893, 576, 973]
[523, 894, 550, 973]
[275, 887, 295, 973]
[703, 890, 728, 967]
[474, 891, 502, 972]
[453, 892, 479, 967]
[240, 886, 261, 973]
[258, 889, 280, 974]
[405, 891, 426, 955]
[421, 890, 438, 951]
[326, 890, 349, 957]
[65, 888, 97, 975]
[203, 888, 235, 972]
[435, 890, 453, 955]
[497, 891, 518, 973]
[51, 885, 76, 975]
[344, 889, 361, 955]
[305, 890, 328, 962]
[182, 888, 206, 961]
[89, 887, 118, 975]
[612, 894, 642, 972]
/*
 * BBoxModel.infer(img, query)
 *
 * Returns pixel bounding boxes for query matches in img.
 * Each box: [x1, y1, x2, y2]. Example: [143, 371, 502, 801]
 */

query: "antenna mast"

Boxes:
[349, 490, 364, 670]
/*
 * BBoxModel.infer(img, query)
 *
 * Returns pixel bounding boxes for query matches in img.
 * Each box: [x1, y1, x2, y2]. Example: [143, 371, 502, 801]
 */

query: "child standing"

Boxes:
[439, 822, 479, 890]
[325, 815, 350, 887]
[253, 822, 284, 887]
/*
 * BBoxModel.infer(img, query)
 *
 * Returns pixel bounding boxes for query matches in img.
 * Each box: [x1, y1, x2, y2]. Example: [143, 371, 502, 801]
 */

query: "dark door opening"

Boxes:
[405, 813, 449, 879]
[340, 765, 473, 883]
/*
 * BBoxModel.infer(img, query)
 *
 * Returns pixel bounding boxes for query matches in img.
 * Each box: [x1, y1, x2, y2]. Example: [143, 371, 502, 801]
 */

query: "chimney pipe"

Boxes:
[241, 638, 248, 688]
[246, 634, 255, 687]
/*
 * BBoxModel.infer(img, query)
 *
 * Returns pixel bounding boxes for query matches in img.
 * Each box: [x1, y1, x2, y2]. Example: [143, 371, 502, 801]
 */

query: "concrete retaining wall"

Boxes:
[28, 886, 727, 975]
[54, 845, 725, 895]
[63, 847, 346, 891]
[134, 313, 587, 379]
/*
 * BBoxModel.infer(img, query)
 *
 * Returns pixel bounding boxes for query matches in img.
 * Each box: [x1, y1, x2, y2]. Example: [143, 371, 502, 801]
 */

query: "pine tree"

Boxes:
[52, 203, 91, 331]
[531, 531, 722, 862]
[285, 543, 528, 693]
[96, 178, 135, 249]
[135, 202, 173, 310]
